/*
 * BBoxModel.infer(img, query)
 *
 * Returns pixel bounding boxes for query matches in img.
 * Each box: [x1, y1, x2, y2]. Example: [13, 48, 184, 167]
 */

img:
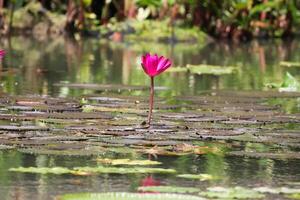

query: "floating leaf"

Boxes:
[167, 67, 188, 73]
[0, 125, 49, 131]
[9, 166, 176, 175]
[74, 166, 176, 174]
[54, 83, 147, 91]
[200, 187, 265, 199]
[280, 61, 300, 67]
[96, 158, 161, 166]
[138, 186, 201, 193]
[9, 167, 72, 174]
[187, 64, 237, 75]
[177, 174, 215, 181]
[58, 192, 206, 200]
[254, 187, 300, 194]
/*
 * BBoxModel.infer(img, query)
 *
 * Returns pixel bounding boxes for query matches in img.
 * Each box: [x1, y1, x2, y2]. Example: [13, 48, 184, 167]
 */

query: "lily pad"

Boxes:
[9, 167, 72, 174]
[0, 125, 49, 131]
[253, 187, 300, 194]
[54, 83, 148, 91]
[73, 166, 176, 174]
[58, 192, 206, 200]
[167, 67, 188, 73]
[177, 174, 215, 181]
[200, 187, 265, 199]
[96, 158, 161, 166]
[138, 186, 201, 193]
[187, 64, 237, 75]
[280, 61, 300, 67]
[9, 166, 176, 175]
[228, 151, 300, 159]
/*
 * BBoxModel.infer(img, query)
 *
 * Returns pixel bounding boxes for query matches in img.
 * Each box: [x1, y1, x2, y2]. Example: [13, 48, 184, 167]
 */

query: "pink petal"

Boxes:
[141, 63, 149, 75]
[157, 57, 168, 71]
[156, 60, 172, 75]
[140, 53, 172, 77]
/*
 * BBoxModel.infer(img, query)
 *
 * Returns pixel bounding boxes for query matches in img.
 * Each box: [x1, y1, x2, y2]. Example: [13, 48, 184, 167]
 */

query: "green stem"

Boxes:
[148, 76, 154, 125]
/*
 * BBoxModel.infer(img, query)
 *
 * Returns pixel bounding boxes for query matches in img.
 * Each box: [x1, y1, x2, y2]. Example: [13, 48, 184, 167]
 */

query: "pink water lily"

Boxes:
[141, 53, 172, 126]
[141, 53, 172, 77]
[0, 50, 5, 59]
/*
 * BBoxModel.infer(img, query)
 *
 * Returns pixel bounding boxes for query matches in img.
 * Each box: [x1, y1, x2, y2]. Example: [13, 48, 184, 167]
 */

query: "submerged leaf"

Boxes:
[58, 192, 206, 200]
[200, 187, 265, 199]
[138, 186, 201, 193]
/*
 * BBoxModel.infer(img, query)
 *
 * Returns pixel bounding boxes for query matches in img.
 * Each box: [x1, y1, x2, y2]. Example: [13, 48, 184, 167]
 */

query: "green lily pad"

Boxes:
[96, 158, 161, 166]
[58, 192, 206, 200]
[254, 187, 300, 194]
[187, 64, 237, 75]
[9, 166, 176, 175]
[177, 174, 215, 181]
[280, 61, 300, 67]
[9, 167, 72, 174]
[74, 166, 176, 174]
[167, 67, 188, 73]
[138, 186, 201, 193]
[200, 187, 265, 199]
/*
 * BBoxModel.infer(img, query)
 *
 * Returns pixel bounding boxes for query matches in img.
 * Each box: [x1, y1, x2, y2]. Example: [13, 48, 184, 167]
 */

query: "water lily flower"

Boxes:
[0, 50, 5, 59]
[141, 53, 172, 125]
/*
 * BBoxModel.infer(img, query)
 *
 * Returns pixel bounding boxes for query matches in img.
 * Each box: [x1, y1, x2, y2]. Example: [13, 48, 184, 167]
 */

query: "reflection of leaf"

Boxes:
[138, 186, 201, 193]
[58, 192, 205, 200]
[96, 158, 161, 166]
[187, 64, 237, 75]
[177, 174, 215, 181]
[200, 187, 265, 199]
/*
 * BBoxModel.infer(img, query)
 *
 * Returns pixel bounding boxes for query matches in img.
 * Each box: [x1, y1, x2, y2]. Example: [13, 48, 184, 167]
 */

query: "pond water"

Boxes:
[0, 37, 299, 200]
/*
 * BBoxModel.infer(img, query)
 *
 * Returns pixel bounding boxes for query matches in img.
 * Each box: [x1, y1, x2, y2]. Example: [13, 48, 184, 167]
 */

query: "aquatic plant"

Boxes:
[0, 50, 5, 59]
[141, 53, 172, 125]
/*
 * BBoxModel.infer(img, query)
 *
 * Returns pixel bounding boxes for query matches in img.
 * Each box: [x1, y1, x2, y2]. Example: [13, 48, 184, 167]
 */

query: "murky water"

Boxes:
[0, 37, 300, 200]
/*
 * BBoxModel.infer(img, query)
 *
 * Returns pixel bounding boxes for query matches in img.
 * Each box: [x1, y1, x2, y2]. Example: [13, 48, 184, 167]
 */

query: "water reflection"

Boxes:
[0, 37, 300, 97]
[0, 150, 299, 200]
